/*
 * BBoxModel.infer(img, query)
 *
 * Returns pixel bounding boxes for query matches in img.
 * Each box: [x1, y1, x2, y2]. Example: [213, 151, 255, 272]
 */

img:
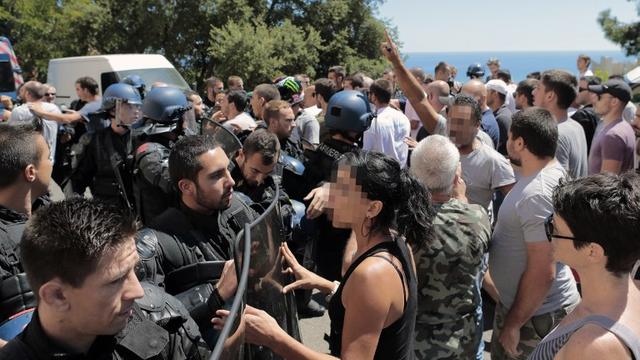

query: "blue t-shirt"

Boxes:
[481, 109, 500, 149]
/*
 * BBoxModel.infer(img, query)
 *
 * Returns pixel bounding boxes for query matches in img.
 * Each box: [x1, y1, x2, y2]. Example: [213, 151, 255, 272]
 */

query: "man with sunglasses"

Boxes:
[587, 79, 636, 175]
[489, 107, 580, 359]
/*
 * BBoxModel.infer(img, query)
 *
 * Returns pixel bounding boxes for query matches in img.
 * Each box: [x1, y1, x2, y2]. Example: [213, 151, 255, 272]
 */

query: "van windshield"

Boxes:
[0, 61, 15, 93]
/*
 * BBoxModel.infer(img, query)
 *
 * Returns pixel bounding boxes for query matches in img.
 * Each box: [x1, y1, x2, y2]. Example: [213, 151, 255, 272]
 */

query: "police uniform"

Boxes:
[0, 204, 35, 326]
[0, 282, 210, 359]
[132, 131, 178, 225]
[136, 196, 257, 337]
[71, 126, 135, 210]
[300, 138, 358, 281]
[412, 199, 490, 360]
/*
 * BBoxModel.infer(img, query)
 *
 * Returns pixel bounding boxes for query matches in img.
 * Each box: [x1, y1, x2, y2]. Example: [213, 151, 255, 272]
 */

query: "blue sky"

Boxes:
[378, 0, 639, 52]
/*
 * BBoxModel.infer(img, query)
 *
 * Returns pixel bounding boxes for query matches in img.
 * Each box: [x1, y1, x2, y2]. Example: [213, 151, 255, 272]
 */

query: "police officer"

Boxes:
[122, 74, 147, 100]
[136, 134, 257, 344]
[71, 83, 142, 211]
[0, 198, 210, 359]
[132, 86, 196, 224]
[300, 90, 374, 282]
[0, 124, 50, 345]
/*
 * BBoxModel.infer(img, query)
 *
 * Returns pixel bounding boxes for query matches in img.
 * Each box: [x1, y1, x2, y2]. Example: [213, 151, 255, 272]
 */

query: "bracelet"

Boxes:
[325, 280, 341, 303]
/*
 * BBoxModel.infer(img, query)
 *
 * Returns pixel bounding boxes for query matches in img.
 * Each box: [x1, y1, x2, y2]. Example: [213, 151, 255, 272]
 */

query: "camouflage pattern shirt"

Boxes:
[413, 199, 490, 360]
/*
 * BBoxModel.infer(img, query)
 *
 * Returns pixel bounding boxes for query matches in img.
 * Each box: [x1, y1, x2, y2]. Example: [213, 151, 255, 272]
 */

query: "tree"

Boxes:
[599, 1, 640, 56]
[1, 0, 395, 87]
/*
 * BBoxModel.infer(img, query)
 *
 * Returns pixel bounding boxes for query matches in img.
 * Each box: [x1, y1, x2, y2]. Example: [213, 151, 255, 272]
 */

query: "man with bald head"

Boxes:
[413, 80, 450, 141]
[462, 80, 500, 148]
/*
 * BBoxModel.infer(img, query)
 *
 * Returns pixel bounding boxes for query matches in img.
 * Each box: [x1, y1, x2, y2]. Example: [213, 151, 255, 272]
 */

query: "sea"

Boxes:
[404, 50, 638, 82]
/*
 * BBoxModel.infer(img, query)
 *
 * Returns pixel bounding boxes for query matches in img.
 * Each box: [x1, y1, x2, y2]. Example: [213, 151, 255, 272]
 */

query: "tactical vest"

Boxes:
[0, 218, 35, 324]
[132, 140, 174, 225]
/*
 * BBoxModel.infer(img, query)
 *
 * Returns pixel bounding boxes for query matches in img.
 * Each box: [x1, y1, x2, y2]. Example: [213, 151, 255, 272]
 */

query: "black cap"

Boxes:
[588, 79, 632, 103]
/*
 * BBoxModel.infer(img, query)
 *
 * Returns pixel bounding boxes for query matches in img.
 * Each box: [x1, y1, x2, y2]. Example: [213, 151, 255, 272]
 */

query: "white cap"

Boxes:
[486, 79, 509, 95]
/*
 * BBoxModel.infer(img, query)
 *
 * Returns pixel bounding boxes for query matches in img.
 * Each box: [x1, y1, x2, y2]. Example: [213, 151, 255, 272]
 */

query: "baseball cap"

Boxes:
[588, 79, 632, 103]
[486, 79, 509, 95]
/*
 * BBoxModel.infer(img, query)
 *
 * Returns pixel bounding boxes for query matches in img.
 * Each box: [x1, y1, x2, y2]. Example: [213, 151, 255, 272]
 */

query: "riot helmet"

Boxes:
[141, 87, 194, 135]
[466, 63, 485, 79]
[101, 83, 142, 127]
[121, 74, 146, 99]
[325, 90, 374, 136]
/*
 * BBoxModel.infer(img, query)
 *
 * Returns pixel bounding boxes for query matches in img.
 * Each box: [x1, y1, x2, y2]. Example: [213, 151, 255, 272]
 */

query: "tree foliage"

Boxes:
[0, 0, 395, 88]
[599, 1, 640, 56]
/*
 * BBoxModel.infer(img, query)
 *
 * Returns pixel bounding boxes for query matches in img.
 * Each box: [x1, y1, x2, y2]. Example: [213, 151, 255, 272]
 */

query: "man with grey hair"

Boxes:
[411, 134, 491, 359]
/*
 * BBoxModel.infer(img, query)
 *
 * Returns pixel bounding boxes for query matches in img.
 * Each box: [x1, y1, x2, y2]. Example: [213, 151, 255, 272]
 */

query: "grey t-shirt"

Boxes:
[9, 102, 61, 163]
[291, 107, 320, 145]
[489, 161, 580, 315]
[460, 142, 515, 210]
[556, 118, 588, 179]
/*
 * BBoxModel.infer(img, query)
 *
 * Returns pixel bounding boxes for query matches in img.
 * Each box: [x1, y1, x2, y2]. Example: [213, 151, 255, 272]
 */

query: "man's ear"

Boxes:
[178, 179, 196, 196]
[24, 164, 37, 183]
[39, 278, 71, 313]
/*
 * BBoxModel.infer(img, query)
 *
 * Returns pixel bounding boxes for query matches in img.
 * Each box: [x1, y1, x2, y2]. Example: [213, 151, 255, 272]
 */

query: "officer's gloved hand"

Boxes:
[215, 260, 237, 301]
[304, 183, 330, 219]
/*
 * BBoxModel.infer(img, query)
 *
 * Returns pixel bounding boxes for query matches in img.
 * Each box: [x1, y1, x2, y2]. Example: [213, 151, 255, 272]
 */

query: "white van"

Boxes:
[47, 54, 191, 107]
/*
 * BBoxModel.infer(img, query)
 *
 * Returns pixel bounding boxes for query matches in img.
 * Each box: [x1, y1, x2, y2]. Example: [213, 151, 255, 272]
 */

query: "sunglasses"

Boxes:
[544, 215, 584, 242]
[45, 93, 56, 96]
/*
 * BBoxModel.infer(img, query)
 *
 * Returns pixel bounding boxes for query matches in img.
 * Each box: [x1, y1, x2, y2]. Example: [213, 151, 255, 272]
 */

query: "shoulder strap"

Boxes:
[581, 315, 640, 358]
[104, 132, 133, 213]
[370, 254, 408, 308]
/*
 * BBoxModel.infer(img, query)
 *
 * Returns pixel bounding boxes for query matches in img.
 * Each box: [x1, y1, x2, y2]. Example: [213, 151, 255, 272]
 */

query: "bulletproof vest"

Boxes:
[132, 138, 175, 225]
[136, 196, 256, 323]
[303, 138, 358, 187]
[117, 282, 209, 359]
[0, 215, 35, 324]
[90, 128, 134, 206]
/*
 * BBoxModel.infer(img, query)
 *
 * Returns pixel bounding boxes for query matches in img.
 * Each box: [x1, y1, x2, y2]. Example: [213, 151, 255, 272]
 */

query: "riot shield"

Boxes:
[209, 184, 301, 360]
[202, 119, 243, 159]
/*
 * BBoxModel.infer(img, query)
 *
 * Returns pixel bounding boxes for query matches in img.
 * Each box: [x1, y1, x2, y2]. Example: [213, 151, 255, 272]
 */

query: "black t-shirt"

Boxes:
[571, 105, 601, 154]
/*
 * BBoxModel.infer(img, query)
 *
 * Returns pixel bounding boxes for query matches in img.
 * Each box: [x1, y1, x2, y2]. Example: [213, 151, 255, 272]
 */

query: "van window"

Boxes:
[0, 61, 15, 93]
[100, 68, 191, 94]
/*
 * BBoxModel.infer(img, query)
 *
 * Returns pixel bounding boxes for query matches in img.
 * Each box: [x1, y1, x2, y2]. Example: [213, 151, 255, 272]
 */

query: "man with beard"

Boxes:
[489, 107, 580, 359]
[136, 134, 256, 343]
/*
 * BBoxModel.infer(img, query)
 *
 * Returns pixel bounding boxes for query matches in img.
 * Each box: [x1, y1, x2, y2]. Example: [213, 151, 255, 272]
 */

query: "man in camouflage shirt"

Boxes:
[410, 134, 491, 359]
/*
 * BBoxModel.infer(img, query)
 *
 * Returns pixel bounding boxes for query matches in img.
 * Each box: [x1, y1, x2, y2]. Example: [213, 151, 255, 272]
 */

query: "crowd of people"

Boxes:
[0, 30, 639, 360]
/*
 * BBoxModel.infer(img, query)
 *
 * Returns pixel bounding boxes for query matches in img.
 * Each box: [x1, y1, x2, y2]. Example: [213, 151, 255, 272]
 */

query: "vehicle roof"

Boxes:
[49, 54, 174, 70]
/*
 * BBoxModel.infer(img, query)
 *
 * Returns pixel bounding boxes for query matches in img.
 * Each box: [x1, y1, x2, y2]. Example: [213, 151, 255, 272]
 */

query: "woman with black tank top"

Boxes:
[232, 150, 434, 359]
[529, 173, 640, 360]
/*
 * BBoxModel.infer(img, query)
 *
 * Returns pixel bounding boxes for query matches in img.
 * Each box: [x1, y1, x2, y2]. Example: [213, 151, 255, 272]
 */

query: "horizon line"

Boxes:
[404, 49, 636, 55]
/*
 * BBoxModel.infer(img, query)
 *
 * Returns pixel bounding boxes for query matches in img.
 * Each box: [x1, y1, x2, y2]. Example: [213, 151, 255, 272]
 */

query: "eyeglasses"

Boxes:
[544, 215, 582, 242]
[45, 93, 56, 97]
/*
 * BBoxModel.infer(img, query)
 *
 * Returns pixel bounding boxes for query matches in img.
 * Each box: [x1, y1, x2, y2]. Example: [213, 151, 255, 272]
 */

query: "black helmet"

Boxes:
[101, 83, 142, 111]
[325, 90, 374, 134]
[142, 87, 191, 126]
[466, 63, 485, 79]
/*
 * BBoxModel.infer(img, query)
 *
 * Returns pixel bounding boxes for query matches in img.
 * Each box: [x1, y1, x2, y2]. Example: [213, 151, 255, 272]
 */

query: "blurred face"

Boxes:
[250, 92, 264, 119]
[343, 80, 354, 91]
[75, 83, 91, 101]
[220, 94, 231, 117]
[44, 87, 56, 103]
[486, 90, 497, 108]
[576, 80, 592, 106]
[64, 238, 144, 336]
[514, 91, 524, 110]
[448, 105, 479, 147]
[593, 93, 616, 117]
[238, 151, 277, 187]
[533, 82, 548, 108]
[33, 135, 53, 197]
[577, 58, 588, 72]
[488, 63, 500, 76]
[190, 94, 204, 117]
[268, 107, 296, 140]
[229, 80, 244, 91]
[327, 164, 371, 228]
[115, 101, 141, 126]
[193, 148, 236, 211]
[207, 81, 224, 100]
[506, 131, 522, 166]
